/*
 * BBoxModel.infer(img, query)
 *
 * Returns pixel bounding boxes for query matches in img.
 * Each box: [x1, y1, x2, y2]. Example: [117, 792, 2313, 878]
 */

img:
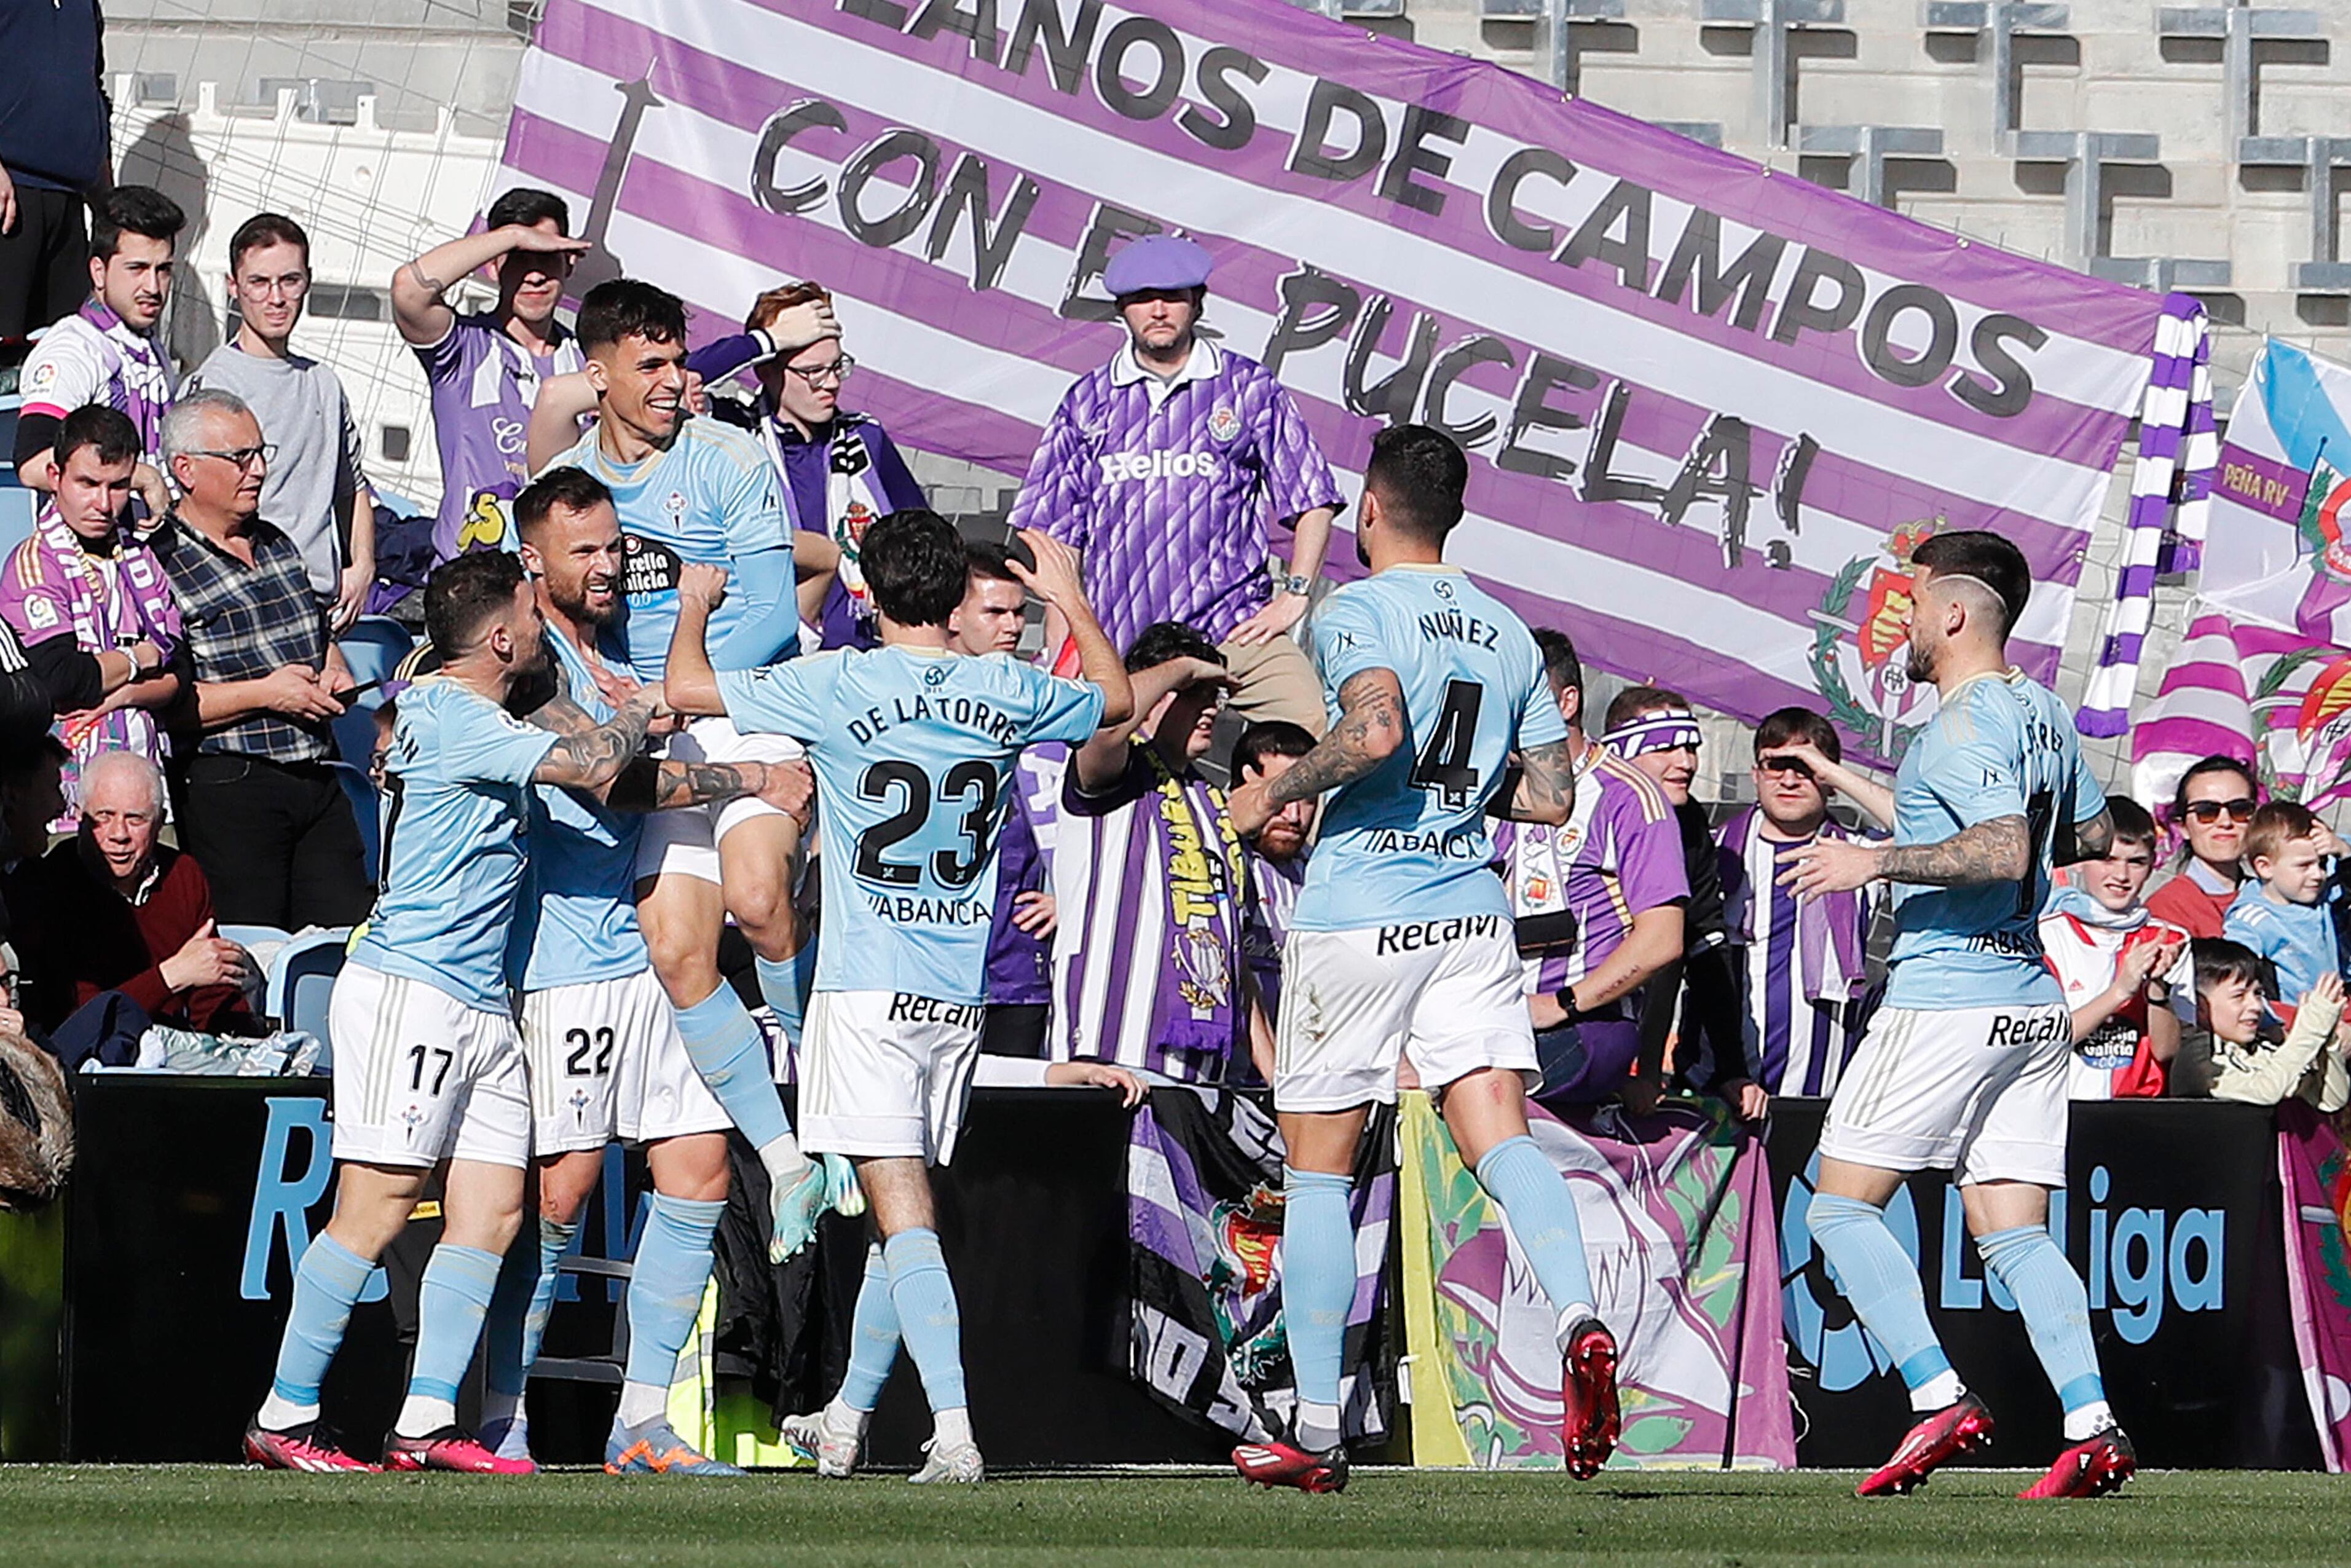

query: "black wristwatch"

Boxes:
[1553, 987, 1585, 1026]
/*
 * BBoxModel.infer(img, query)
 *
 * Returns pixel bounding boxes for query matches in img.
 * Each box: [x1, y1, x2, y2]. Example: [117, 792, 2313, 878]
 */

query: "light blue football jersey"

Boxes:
[717, 647, 1104, 1003]
[1883, 669, 2108, 1010]
[1290, 566, 1565, 932]
[546, 419, 797, 678]
[517, 632, 649, 993]
[352, 676, 558, 1011]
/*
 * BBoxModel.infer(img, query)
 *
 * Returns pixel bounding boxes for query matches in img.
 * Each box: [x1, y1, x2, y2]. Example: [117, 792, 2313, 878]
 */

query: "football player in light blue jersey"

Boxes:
[248, 550, 660, 1476]
[534, 280, 837, 1267]
[1222, 426, 1596, 1494]
[1782, 529, 2130, 1502]
[473, 468, 819, 1476]
[666, 510, 1132, 1485]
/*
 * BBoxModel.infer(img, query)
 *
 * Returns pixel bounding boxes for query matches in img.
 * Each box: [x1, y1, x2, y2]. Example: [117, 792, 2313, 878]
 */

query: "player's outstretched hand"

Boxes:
[1225, 776, 1274, 838]
[505, 224, 592, 259]
[758, 760, 816, 828]
[1009, 529, 1085, 609]
[1047, 1060, 1146, 1108]
[1779, 835, 1880, 898]
[678, 562, 729, 611]
[586, 660, 644, 712]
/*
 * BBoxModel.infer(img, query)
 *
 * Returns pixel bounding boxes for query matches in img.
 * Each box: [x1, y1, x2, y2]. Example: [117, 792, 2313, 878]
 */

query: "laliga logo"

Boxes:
[1100, 449, 1223, 484]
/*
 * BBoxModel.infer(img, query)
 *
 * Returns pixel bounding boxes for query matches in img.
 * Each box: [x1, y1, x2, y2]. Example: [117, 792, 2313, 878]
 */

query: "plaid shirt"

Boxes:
[151, 513, 333, 763]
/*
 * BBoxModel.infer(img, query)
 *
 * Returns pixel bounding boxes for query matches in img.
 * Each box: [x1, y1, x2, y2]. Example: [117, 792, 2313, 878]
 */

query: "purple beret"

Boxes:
[1103, 234, 1213, 297]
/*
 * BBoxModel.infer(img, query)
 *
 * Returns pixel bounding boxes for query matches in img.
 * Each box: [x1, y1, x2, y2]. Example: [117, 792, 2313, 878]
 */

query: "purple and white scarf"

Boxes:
[1715, 806, 1866, 1004]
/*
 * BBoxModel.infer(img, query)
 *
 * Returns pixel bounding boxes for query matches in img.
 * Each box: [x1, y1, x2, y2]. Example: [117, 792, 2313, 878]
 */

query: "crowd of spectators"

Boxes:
[0, 98, 2342, 1128]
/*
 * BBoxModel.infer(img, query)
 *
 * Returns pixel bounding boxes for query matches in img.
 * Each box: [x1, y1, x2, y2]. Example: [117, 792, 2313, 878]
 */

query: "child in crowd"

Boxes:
[2221, 802, 2350, 1017]
[2178, 939, 2349, 1111]
[2038, 799, 2188, 1098]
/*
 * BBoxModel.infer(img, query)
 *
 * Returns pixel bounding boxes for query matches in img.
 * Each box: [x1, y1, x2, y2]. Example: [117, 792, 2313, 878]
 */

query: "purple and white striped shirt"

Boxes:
[1495, 747, 1687, 995]
[1242, 846, 1306, 1032]
[1050, 741, 1250, 1084]
[1714, 807, 1878, 1097]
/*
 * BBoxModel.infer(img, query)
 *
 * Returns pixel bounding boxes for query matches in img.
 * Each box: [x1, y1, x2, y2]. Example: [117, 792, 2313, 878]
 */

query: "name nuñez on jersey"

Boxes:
[1417, 608, 1501, 649]
[848, 695, 1025, 748]
[1376, 913, 1503, 955]
[1098, 450, 1222, 483]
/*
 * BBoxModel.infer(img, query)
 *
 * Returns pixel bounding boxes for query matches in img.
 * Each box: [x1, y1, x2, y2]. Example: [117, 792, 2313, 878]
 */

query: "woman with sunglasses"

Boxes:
[2144, 756, 2260, 939]
[690, 282, 924, 653]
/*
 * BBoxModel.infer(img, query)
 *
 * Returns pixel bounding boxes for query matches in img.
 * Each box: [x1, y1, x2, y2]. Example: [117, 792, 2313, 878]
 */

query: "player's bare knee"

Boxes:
[857, 1156, 936, 1236]
[537, 1151, 603, 1225]
[648, 1133, 730, 1204]
[726, 875, 797, 960]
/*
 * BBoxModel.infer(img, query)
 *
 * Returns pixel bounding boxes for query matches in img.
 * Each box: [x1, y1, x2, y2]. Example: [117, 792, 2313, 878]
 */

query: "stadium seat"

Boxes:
[218, 923, 293, 954]
[335, 616, 413, 704]
[265, 928, 351, 1041]
[0, 487, 33, 561]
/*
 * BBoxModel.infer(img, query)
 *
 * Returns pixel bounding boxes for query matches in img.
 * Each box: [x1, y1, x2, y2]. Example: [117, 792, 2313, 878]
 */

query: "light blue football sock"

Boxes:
[674, 982, 794, 1152]
[1474, 1136, 1597, 1330]
[401, 1243, 502, 1435]
[1809, 1192, 1956, 1407]
[482, 1216, 578, 1404]
[265, 1233, 375, 1420]
[1977, 1225, 2107, 1431]
[1280, 1167, 1356, 1449]
[884, 1228, 967, 1414]
[840, 1242, 902, 1412]
[754, 944, 817, 1053]
[618, 1194, 726, 1416]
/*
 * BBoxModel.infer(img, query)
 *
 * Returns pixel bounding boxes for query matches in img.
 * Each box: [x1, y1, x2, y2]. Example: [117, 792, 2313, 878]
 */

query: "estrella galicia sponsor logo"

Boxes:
[1098, 449, 1223, 484]
[620, 532, 682, 597]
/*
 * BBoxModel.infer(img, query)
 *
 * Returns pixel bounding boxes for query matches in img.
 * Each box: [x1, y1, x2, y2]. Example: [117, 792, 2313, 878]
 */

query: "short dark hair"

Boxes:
[90, 185, 186, 261]
[964, 540, 1021, 586]
[2192, 937, 2263, 995]
[1124, 620, 1224, 674]
[1, 732, 69, 788]
[485, 187, 570, 234]
[1363, 422, 1468, 543]
[2173, 754, 2257, 816]
[514, 467, 614, 538]
[425, 549, 527, 660]
[577, 278, 687, 355]
[2105, 797, 2158, 850]
[862, 510, 968, 628]
[1603, 683, 1690, 733]
[53, 405, 142, 471]
[227, 212, 309, 275]
[1754, 706, 1840, 764]
[1910, 529, 2031, 639]
[1234, 720, 1315, 779]
[1533, 628, 1581, 699]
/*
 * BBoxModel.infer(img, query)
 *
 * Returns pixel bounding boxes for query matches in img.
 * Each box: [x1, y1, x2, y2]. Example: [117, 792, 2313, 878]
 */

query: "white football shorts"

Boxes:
[1819, 1001, 2074, 1186]
[519, 967, 729, 1153]
[1275, 914, 1538, 1112]
[329, 962, 531, 1169]
[631, 714, 805, 887]
[798, 990, 984, 1165]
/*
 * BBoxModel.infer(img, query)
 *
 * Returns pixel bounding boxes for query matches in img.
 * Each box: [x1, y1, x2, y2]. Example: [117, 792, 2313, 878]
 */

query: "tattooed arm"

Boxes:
[608, 755, 813, 824]
[1224, 668, 1405, 837]
[526, 687, 661, 794]
[1503, 739, 1576, 825]
[1782, 814, 2029, 899]
[2063, 807, 2116, 866]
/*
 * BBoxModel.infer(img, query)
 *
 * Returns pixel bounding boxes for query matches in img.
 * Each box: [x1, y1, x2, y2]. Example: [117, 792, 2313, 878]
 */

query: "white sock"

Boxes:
[1910, 1370, 1965, 1414]
[2063, 1399, 2115, 1443]
[395, 1393, 455, 1437]
[615, 1379, 667, 1430]
[822, 1395, 870, 1438]
[759, 1133, 812, 1189]
[256, 1393, 318, 1432]
[1295, 1399, 1342, 1451]
[931, 1406, 974, 1451]
[1553, 1303, 1598, 1353]
[480, 1388, 524, 1429]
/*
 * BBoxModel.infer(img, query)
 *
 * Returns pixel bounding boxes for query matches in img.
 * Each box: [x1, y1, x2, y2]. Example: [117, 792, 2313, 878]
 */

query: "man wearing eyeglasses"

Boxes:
[2144, 757, 2261, 940]
[151, 387, 371, 930]
[187, 214, 377, 632]
[690, 282, 921, 652]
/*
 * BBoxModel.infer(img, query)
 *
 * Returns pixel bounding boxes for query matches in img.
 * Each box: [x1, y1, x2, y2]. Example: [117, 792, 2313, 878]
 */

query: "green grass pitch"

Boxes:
[0, 1467, 2341, 1566]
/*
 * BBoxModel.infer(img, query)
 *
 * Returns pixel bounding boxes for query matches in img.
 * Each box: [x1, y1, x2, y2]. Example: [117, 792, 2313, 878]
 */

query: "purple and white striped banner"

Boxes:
[498, 0, 2182, 763]
[2129, 605, 2351, 814]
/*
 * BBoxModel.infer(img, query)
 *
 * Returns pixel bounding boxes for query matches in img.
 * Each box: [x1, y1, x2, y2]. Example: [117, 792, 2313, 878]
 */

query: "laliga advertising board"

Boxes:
[497, 0, 2195, 766]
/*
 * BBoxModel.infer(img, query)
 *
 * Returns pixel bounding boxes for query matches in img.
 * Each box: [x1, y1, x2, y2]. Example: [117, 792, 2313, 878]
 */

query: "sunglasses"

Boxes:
[2182, 798, 2256, 824]
[1756, 754, 1816, 781]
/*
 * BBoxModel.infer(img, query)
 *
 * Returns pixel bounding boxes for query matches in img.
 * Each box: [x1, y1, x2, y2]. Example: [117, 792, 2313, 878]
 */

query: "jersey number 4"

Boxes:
[854, 760, 1000, 889]
[1409, 680, 1485, 811]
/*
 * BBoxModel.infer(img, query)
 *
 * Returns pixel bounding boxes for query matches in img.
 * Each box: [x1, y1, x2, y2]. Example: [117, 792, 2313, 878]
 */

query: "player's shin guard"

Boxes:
[1977, 1225, 2110, 1438]
[754, 945, 817, 1053]
[259, 1233, 375, 1428]
[841, 1242, 902, 1412]
[613, 1194, 726, 1429]
[1280, 1167, 1355, 1452]
[673, 983, 797, 1157]
[400, 1244, 503, 1436]
[1809, 1193, 1961, 1410]
[1473, 1136, 1596, 1325]
[883, 1228, 967, 1414]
